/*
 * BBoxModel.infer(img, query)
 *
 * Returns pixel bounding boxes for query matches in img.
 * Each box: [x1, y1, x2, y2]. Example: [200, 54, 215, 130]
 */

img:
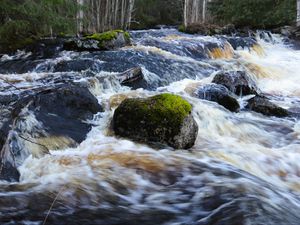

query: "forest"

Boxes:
[0, 0, 297, 52]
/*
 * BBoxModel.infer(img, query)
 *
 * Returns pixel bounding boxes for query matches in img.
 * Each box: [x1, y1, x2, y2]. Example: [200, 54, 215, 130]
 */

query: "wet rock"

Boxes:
[112, 93, 198, 149]
[64, 39, 100, 51]
[225, 36, 257, 50]
[246, 96, 289, 117]
[182, 23, 222, 36]
[0, 84, 102, 182]
[181, 23, 236, 36]
[117, 67, 148, 90]
[63, 30, 130, 51]
[212, 71, 258, 96]
[196, 84, 240, 112]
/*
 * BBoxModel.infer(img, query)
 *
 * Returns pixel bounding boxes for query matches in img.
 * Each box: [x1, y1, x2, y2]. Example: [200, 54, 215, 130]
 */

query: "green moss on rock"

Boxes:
[112, 93, 198, 149]
[85, 30, 130, 49]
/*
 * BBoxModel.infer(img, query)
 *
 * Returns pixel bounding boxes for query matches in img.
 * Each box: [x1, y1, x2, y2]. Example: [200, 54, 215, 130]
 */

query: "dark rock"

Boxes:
[246, 96, 289, 117]
[196, 84, 240, 112]
[183, 23, 222, 36]
[117, 67, 148, 90]
[220, 24, 236, 35]
[225, 36, 257, 50]
[212, 71, 258, 96]
[64, 39, 100, 51]
[17, 84, 102, 143]
[0, 84, 103, 182]
[0, 161, 20, 182]
[112, 93, 198, 149]
[181, 23, 237, 36]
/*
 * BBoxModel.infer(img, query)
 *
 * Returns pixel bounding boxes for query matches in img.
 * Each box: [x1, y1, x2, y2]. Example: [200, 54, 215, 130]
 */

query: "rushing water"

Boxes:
[1, 28, 300, 225]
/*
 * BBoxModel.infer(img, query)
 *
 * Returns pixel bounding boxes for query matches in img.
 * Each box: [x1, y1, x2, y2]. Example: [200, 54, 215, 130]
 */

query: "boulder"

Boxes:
[212, 71, 258, 96]
[181, 23, 221, 36]
[63, 30, 131, 51]
[112, 93, 198, 149]
[0, 84, 103, 182]
[246, 96, 289, 117]
[225, 36, 257, 50]
[181, 23, 236, 36]
[196, 84, 240, 112]
[117, 67, 149, 90]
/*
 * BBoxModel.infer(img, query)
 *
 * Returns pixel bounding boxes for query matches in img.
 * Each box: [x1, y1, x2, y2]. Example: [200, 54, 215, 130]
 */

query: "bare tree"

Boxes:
[77, 0, 135, 33]
[297, 0, 300, 26]
[184, 0, 213, 27]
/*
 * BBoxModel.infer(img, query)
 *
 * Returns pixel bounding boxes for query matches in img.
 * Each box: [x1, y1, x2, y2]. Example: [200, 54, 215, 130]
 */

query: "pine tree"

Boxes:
[0, 0, 78, 52]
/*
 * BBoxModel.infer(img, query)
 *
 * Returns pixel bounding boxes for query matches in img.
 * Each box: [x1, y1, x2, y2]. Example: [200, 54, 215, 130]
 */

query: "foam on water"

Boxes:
[1, 29, 300, 224]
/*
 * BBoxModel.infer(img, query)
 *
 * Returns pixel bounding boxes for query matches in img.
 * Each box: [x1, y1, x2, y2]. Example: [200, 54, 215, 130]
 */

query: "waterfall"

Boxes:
[297, 0, 300, 26]
[77, 0, 134, 33]
[184, 0, 213, 27]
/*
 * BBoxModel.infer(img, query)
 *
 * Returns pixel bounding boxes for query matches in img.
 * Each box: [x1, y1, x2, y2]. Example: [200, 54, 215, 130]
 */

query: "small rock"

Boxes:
[112, 93, 198, 149]
[212, 71, 258, 96]
[246, 96, 289, 117]
[196, 84, 240, 112]
[117, 67, 148, 89]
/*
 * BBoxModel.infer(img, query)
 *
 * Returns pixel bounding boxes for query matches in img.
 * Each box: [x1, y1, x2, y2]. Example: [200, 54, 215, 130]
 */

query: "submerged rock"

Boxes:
[63, 30, 130, 51]
[0, 84, 102, 182]
[112, 93, 198, 149]
[212, 71, 258, 96]
[246, 96, 289, 117]
[196, 84, 240, 112]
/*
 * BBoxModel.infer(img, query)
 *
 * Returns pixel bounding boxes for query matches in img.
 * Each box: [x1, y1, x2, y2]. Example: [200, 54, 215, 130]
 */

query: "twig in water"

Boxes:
[43, 184, 66, 225]
[18, 134, 49, 154]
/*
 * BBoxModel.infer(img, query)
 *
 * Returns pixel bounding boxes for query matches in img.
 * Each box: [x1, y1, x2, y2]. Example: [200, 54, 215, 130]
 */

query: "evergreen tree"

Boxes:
[0, 0, 78, 52]
[209, 0, 296, 28]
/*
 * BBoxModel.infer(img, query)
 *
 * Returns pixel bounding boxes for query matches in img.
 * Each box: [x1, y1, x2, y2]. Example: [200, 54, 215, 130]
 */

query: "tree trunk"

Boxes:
[77, 0, 135, 33]
[297, 0, 300, 27]
[184, 0, 212, 27]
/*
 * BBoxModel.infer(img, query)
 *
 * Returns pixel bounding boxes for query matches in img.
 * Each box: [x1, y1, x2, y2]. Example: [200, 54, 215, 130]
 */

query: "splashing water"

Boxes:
[1, 29, 300, 225]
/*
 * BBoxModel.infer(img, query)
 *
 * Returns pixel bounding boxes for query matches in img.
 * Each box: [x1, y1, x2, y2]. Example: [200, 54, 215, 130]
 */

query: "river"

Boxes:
[0, 28, 300, 225]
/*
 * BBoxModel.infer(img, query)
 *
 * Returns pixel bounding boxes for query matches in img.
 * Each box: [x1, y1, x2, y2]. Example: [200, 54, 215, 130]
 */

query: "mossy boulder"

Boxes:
[64, 30, 131, 51]
[112, 93, 198, 149]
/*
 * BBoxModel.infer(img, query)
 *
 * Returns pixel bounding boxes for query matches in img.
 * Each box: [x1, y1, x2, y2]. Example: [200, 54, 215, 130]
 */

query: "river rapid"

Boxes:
[0, 28, 300, 225]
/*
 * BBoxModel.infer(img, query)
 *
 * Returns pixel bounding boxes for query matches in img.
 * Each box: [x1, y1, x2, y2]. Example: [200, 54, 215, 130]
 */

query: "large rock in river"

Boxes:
[0, 84, 102, 182]
[196, 84, 240, 112]
[246, 96, 289, 117]
[64, 30, 130, 51]
[212, 71, 258, 96]
[112, 93, 198, 149]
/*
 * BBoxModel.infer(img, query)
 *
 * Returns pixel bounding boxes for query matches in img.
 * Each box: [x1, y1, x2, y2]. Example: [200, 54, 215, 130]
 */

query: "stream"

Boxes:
[0, 28, 300, 225]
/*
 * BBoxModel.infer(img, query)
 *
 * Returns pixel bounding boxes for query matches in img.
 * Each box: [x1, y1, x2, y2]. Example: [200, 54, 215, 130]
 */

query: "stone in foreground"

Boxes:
[113, 93, 198, 149]
[246, 96, 289, 117]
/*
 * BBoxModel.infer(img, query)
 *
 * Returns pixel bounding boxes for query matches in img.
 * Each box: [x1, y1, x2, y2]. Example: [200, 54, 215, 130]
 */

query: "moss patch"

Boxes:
[114, 93, 192, 136]
[86, 30, 128, 42]
[85, 30, 130, 49]
[178, 25, 186, 33]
